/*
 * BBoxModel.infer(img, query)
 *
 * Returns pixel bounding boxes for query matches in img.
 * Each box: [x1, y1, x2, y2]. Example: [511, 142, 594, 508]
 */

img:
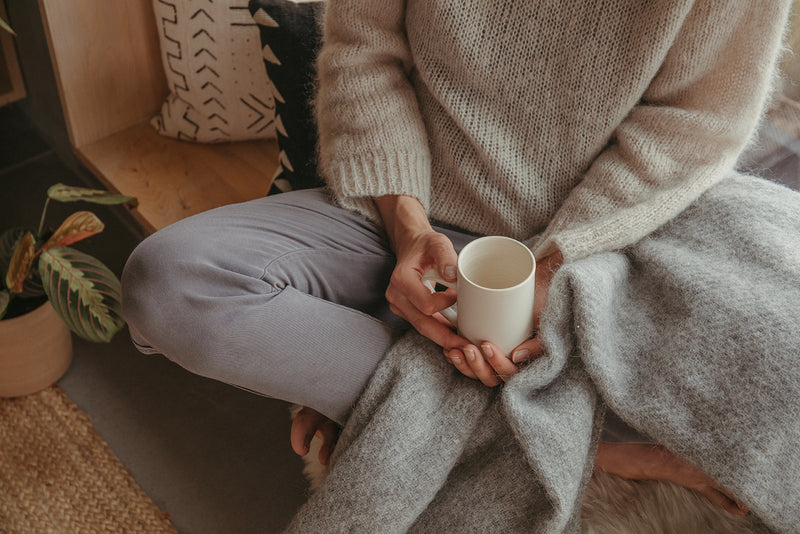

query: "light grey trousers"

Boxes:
[121, 188, 474, 424]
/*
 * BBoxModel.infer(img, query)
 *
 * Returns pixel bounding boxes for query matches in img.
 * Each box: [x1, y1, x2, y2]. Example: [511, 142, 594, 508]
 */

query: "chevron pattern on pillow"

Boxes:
[151, 0, 277, 143]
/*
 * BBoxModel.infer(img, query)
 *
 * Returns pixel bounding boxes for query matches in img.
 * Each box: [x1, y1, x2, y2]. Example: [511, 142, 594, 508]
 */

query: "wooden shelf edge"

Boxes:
[74, 146, 158, 235]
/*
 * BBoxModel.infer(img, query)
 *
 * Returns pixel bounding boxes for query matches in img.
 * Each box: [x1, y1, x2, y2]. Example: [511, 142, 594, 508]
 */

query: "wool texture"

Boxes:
[284, 175, 800, 533]
[296, 434, 769, 533]
[315, 0, 790, 262]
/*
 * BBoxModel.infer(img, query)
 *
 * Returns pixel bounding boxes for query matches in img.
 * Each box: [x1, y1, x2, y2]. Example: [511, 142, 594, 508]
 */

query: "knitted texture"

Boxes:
[285, 175, 800, 533]
[315, 1, 790, 262]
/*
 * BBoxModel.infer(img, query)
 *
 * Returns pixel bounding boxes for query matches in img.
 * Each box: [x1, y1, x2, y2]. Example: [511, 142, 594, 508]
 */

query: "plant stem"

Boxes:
[37, 198, 50, 239]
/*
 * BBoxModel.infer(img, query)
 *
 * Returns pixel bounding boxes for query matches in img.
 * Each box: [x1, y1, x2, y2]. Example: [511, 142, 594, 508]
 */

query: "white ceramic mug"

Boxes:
[422, 235, 536, 356]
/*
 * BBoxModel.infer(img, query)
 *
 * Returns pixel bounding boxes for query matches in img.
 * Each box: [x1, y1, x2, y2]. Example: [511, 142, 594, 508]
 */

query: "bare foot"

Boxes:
[594, 441, 750, 517]
[290, 406, 341, 466]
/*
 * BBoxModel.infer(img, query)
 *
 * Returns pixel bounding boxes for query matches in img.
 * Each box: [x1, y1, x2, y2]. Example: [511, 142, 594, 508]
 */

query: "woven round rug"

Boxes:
[0, 386, 177, 534]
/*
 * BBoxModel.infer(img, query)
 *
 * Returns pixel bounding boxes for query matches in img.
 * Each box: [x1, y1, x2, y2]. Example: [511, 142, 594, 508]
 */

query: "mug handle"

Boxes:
[421, 269, 458, 325]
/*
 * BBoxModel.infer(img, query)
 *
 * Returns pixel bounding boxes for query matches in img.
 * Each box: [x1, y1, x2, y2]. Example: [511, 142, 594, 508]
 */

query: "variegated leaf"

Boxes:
[47, 183, 136, 206]
[19, 272, 45, 299]
[1, 229, 45, 298]
[5, 232, 36, 294]
[0, 228, 26, 274]
[42, 211, 105, 252]
[39, 247, 124, 343]
[0, 289, 9, 320]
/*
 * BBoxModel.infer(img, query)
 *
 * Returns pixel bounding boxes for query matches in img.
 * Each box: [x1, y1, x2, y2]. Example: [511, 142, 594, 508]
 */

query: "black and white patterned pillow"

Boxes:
[249, 0, 325, 193]
[151, 0, 276, 143]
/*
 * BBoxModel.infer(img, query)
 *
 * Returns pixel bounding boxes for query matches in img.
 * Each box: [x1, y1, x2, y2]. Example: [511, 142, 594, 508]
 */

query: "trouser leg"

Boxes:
[122, 188, 472, 424]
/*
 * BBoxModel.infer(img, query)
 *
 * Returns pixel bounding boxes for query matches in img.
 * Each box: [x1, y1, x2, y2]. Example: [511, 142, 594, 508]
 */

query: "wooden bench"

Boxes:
[38, 0, 279, 235]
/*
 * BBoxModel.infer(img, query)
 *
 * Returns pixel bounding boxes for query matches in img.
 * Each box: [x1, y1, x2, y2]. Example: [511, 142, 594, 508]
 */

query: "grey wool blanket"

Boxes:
[285, 174, 800, 534]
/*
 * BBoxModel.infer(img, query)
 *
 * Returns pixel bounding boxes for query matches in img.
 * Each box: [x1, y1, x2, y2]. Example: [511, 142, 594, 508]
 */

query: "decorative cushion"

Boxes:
[151, 0, 277, 143]
[249, 0, 325, 193]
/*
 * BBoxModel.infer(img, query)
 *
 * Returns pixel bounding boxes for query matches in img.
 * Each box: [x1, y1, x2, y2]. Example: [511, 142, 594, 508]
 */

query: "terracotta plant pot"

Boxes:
[0, 301, 73, 397]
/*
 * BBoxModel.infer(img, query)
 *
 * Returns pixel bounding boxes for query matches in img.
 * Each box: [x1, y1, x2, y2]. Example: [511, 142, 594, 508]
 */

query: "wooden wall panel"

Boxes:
[38, 0, 167, 148]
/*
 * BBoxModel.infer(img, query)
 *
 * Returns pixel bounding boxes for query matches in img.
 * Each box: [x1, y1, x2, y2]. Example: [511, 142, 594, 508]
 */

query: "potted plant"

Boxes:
[0, 184, 135, 397]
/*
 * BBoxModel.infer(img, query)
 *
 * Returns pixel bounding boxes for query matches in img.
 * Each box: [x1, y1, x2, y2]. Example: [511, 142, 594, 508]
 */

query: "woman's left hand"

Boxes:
[443, 249, 563, 386]
[443, 339, 540, 386]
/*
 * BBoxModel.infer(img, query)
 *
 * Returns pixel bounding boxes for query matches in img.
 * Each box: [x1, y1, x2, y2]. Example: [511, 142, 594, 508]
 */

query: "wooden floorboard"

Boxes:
[77, 122, 279, 233]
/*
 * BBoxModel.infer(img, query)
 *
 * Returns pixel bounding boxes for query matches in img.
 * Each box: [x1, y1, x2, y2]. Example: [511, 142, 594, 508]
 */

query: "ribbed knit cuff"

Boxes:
[532, 224, 605, 264]
[532, 167, 732, 263]
[528, 232, 563, 262]
[325, 149, 432, 224]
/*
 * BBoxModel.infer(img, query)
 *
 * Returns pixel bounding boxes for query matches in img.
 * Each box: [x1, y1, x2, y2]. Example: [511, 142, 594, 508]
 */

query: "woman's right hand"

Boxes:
[375, 195, 472, 353]
[384, 228, 472, 351]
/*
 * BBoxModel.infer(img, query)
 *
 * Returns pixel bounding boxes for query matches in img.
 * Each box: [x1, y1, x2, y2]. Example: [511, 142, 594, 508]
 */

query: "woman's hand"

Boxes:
[375, 195, 563, 386]
[444, 340, 526, 387]
[594, 442, 750, 517]
[376, 195, 472, 352]
[385, 229, 476, 350]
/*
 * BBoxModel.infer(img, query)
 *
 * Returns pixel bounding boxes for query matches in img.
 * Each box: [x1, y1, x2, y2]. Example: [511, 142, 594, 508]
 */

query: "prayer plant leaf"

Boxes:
[42, 211, 105, 252]
[5, 232, 36, 294]
[0, 228, 26, 275]
[1, 229, 45, 298]
[0, 289, 9, 320]
[47, 183, 137, 206]
[19, 272, 45, 299]
[39, 247, 124, 343]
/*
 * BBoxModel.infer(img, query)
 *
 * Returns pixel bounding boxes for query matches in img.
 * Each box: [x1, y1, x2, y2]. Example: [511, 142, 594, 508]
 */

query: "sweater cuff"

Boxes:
[324, 149, 432, 224]
[531, 230, 587, 264]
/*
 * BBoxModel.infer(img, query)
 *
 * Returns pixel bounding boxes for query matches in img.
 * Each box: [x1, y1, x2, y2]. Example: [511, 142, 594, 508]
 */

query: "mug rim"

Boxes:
[457, 236, 536, 292]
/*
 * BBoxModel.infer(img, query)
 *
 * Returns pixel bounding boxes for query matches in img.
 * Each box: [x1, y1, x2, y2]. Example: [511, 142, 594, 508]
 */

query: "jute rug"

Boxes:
[0, 386, 178, 534]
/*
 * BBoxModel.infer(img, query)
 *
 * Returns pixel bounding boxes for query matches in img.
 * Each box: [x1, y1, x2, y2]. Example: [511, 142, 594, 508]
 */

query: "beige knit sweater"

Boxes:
[315, 0, 790, 262]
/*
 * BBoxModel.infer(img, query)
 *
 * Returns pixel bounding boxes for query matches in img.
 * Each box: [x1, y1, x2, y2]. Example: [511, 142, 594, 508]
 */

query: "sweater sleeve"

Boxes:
[315, 0, 431, 224]
[532, 2, 791, 262]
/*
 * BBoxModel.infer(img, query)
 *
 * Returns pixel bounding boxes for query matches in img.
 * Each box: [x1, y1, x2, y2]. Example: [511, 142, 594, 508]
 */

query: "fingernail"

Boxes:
[452, 355, 462, 365]
[512, 349, 530, 364]
[481, 344, 493, 359]
[465, 348, 476, 362]
[444, 266, 456, 280]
